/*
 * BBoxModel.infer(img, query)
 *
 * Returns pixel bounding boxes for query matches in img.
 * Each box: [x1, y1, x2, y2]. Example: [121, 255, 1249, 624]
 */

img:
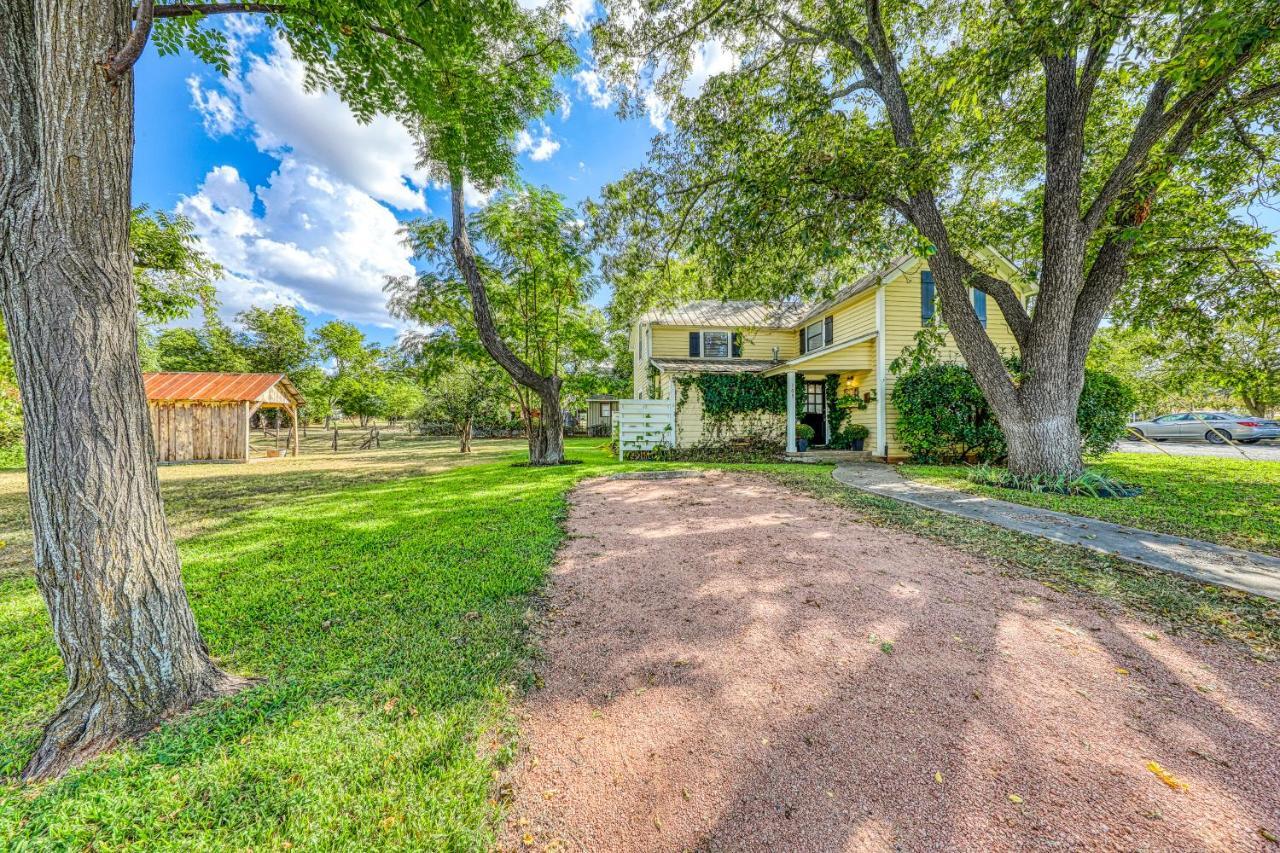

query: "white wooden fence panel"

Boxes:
[616, 398, 676, 460]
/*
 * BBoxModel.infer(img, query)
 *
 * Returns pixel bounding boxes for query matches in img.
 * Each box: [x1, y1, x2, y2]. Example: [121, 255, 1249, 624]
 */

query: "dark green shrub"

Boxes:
[892, 362, 1138, 463]
[1077, 369, 1138, 457]
[893, 363, 1006, 463]
[830, 422, 869, 449]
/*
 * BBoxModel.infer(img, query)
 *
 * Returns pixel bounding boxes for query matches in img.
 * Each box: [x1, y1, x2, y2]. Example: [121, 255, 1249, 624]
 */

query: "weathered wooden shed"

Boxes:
[585, 395, 617, 437]
[143, 372, 305, 463]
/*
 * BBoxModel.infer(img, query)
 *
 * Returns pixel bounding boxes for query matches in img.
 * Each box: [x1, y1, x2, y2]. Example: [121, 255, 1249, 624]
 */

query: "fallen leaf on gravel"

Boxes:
[934, 771, 943, 783]
[1115, 668, 1130, 675]
[1008, 794, 1023, 804]
[522, 833, 535, 846]
[1146, 761, 1188, 792]
[1259, 827, 1278, 844]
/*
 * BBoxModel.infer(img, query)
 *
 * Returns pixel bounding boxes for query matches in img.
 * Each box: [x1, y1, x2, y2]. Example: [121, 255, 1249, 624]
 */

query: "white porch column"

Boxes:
[785, 371, 797, 453]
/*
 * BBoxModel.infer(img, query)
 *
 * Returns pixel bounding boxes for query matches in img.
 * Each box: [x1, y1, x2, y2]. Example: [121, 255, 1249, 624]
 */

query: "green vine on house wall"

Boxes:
[825, 374, 848, 437]
[676, 373, 804, 426]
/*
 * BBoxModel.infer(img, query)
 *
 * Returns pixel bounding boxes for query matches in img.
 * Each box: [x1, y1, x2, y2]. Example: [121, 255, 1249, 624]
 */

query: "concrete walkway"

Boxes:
[833, 463, 1280, 601]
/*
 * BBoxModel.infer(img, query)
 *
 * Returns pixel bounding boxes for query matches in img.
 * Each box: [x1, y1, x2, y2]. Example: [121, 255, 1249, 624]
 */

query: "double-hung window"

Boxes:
[690, 330, 732, 358]
[702, 330, 730, 357]
[800, 316, 834, 353]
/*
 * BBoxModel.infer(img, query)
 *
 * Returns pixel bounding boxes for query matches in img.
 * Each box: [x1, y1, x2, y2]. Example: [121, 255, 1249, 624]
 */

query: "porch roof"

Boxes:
[649, 357, 779, 375]
[760, 332, 877, 377]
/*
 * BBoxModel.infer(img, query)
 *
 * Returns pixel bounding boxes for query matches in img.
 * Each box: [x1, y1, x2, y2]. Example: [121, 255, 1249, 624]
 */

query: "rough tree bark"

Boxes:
[447, 176, 566, 465]
[0, 0, 248, 781]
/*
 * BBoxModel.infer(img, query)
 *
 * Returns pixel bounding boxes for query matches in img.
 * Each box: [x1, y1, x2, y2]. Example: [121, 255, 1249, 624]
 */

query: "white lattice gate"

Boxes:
[615, 398, 676, 460]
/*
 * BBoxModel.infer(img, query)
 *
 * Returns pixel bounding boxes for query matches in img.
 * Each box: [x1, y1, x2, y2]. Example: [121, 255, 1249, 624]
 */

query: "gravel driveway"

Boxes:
[503, 470, 1280, 852]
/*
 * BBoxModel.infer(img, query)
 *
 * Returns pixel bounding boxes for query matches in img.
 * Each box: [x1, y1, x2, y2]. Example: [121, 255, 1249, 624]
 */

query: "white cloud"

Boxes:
[189, 38, 428, 211]
[177, 161, 415, 326]
[643, 38, 739, 131]
[573, 67, 612, 109]
[188, 76, 240, 136]
[514, 125, 561, 161]
[518, 0, 596, 34]
[236, 40, 429, 210]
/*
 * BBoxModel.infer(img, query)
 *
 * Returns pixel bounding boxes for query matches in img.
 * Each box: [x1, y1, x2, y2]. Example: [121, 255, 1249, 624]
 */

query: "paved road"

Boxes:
[833, 463, 1280, 600]
[1112, 440, 1280, 461]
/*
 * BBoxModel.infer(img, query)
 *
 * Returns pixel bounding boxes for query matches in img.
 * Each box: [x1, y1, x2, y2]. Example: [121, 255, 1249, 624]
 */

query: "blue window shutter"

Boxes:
[921, 271, 935, 323]
[973, 289, 987, 326]
[799, 328, 807, 354]
[731, 331, 742, 357]
[823, 316, 834, 345]
[689, 332, 700, 357]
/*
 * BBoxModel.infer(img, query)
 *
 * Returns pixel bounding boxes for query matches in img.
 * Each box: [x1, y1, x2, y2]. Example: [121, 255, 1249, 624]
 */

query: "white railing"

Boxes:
[616, 398, 676, 460]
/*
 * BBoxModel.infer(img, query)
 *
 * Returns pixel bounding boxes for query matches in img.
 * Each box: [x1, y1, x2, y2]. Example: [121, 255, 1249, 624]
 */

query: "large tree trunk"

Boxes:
[447, 176, 566, 465]
[0, 0, 247, 781]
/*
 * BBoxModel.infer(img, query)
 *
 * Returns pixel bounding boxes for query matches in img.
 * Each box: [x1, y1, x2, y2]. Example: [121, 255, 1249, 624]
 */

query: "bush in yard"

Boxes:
[1077, 370, 1139, 457]
[893, 363, 1007, 463]
[893, 363, 1134, 463]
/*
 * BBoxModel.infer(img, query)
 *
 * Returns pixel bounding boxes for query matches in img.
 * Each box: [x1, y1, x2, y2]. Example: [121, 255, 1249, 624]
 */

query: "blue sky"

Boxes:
[132, 9, 661, 348]
[133, 11, 1277, 350]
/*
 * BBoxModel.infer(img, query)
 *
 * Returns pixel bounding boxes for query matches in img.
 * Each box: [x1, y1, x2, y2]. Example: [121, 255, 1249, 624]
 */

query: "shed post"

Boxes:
[242, 401, 251, 461]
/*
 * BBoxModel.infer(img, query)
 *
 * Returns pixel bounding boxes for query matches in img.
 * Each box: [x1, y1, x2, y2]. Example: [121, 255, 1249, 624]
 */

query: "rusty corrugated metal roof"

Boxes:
[143, 372, 304, 405]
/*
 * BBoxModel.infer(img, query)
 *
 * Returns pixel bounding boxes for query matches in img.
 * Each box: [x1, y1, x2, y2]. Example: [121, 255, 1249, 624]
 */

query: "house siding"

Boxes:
[879, 260, 1024, 457]
[629, 252, 1034, 457]
[651, 326, 798, 361]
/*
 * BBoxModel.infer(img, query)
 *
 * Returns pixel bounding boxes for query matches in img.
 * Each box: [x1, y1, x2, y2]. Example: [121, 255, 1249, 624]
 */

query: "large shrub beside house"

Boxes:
[893, 363, 1135, 464]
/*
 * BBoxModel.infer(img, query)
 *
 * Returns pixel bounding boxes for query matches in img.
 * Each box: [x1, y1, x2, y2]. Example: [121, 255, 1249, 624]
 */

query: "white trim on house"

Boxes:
[875, 285, 887, 457]
[760, 331, 878, 376]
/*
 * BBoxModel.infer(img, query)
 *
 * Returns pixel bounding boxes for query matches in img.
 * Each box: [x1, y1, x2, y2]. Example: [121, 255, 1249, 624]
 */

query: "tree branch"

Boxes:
[146, 2, 427, 50]
[1081, 29, 1273, 236]
[107, 0, 155, 80]
[447, 175, 556, 394]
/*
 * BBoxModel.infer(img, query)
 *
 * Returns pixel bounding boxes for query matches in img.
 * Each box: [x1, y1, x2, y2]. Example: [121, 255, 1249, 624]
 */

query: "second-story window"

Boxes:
[805, 321, 824, 352]
[694, 330, 729, 357]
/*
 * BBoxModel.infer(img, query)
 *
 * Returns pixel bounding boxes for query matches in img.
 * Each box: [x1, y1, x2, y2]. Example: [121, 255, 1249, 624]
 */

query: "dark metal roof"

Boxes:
[143, 372, 304, 406]
[650, 358, 777, 374]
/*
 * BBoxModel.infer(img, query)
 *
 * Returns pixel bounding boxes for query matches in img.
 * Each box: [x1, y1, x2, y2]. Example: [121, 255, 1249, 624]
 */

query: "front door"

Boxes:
[802, 381, 826, 445]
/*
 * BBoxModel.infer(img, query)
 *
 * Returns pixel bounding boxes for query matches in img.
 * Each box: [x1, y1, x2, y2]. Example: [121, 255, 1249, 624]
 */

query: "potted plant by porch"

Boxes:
[795, 423, 815, 452]
[842, 423, 869, 451]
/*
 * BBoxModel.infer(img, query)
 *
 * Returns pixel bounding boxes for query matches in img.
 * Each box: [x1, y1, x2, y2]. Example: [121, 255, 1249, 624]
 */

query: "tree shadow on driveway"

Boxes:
[505, 471, 1280, 851]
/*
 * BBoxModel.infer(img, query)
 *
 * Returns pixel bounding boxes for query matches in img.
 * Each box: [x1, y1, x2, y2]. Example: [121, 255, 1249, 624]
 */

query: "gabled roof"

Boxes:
[143, 372, 304, 406]
[640, 248, 1036, 332]
[650, 357, 778, 374]
[640, 300, 808, 329]
[793, 255, 916, 325]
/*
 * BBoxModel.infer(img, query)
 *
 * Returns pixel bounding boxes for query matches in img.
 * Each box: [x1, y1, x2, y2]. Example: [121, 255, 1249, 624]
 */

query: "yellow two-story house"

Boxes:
[630, 252, 1035, 459]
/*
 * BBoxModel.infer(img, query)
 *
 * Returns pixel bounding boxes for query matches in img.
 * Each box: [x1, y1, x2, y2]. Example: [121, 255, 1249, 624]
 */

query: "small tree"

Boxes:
[390, 186, 597, 464]
[423, 362, 510, 452]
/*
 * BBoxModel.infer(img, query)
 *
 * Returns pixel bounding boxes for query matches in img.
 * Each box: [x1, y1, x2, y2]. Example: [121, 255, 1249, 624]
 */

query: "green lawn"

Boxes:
[0, 438, 631, 851]
[1, 440, 1275, 850]
[900, 453, 1280, 556]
